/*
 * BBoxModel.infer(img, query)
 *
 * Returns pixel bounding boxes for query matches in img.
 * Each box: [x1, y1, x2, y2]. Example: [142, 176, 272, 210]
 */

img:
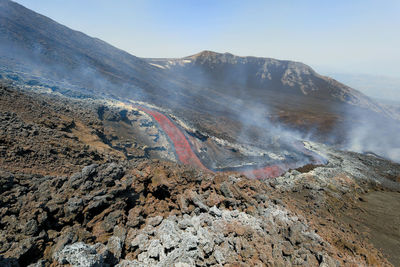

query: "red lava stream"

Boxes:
[137, 105, 320, 179]
[137, 106, 209, 171]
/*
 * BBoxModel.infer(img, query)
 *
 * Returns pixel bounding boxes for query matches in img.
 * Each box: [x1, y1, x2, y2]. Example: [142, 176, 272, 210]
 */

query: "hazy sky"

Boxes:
[14, 0, 400, 78]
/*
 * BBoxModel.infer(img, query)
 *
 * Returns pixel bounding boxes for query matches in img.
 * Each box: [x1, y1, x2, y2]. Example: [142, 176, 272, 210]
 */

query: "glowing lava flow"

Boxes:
[136, 106, 209, 171]
[136, 105, 323, 179]
[242, 165, 285, 179]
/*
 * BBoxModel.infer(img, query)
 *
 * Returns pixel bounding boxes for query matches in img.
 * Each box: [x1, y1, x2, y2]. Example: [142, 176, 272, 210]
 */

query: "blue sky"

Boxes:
[13, 0, 400, 79]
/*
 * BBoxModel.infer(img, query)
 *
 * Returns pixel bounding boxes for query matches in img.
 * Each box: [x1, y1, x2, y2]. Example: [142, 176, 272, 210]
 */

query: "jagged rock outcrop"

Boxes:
[1, 152, 397, 266]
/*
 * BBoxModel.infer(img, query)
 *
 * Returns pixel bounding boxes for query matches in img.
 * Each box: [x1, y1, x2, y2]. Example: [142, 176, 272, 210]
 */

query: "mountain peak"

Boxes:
[196, 50, 219, 56]
[188, 50, 234, 60]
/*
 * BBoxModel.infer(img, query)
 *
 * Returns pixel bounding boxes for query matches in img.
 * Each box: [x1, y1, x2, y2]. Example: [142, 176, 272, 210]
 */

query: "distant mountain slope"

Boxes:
[146, 51, 386, 114]
[1, 0, 398, 149]
[0, 0, 386, 112]
[0, 0, 166, 96]
[145, 52, 400, 149]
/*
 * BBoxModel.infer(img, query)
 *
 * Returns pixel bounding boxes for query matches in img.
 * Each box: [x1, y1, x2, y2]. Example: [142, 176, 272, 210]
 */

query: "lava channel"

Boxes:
[136, 106, 209, 171]
[242, 165, 285, 179]
[136, 105, 325, 179]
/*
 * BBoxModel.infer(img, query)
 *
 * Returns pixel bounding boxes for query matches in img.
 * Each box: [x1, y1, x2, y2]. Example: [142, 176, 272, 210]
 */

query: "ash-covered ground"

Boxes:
[1, 78, 400, 266]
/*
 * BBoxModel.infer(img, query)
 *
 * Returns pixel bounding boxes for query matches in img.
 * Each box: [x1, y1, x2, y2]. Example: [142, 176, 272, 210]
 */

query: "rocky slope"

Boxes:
[1, 81, 400, 267]
[1, 143, 399, 266]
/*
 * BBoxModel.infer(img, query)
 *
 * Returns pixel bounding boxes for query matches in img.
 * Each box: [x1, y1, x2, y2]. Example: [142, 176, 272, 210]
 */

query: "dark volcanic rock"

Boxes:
[0, 155, 395, 266]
